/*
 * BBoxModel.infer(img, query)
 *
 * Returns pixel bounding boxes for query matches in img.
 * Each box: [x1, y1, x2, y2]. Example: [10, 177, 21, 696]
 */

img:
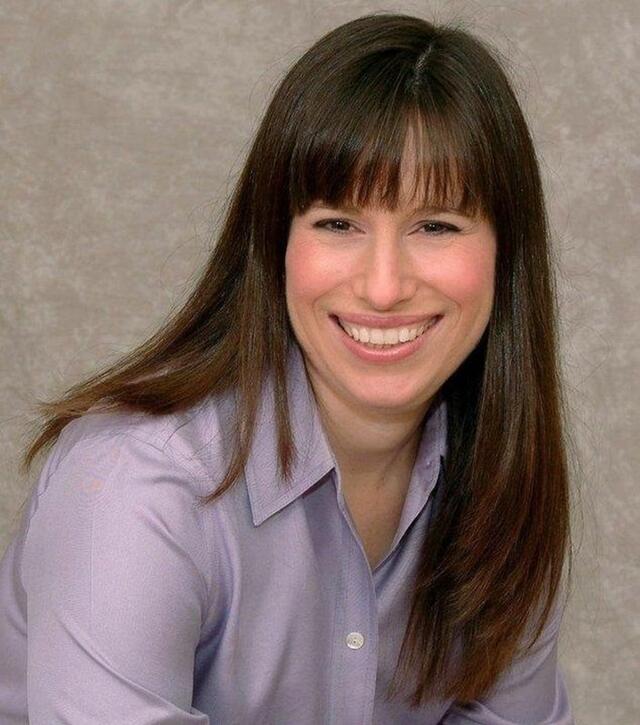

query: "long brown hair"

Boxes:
[19, 13, 574, 709]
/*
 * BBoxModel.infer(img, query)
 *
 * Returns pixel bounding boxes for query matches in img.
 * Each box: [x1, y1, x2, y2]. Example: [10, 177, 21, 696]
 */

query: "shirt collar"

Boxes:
[245, 342, 448, 527]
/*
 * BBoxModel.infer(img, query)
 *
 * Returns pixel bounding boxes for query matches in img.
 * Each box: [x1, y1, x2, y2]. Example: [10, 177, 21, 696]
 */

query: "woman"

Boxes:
[0, 12, 575, 724]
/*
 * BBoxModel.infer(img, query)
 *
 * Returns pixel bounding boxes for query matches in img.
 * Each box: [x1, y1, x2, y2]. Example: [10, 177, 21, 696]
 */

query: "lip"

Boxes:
[332, 312, 438, 329]
[330, 313, 442, 363]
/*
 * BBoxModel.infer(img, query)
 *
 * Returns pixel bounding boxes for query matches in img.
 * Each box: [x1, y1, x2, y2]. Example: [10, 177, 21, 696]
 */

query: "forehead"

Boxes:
[381, 119, 469, 203]
[290, 105, 486, 222]
[328, 156, 468, 217]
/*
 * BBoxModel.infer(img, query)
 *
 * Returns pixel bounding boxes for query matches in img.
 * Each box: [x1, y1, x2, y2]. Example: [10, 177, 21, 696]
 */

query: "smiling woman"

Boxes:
[0, 11, 574, 725]
[285, 151, 496, 403]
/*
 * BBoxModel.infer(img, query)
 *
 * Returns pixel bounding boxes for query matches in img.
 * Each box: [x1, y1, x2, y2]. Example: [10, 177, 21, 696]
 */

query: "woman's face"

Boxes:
[285, 166, 496, 418]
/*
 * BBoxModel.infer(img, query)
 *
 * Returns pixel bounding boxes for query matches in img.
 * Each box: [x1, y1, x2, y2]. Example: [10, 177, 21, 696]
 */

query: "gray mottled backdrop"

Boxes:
[1, 2, 638, 722]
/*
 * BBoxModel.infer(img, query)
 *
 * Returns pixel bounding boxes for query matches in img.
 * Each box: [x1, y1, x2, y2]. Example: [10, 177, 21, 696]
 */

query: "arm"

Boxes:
[441, 599, 574, 725]
[20, 427, 212, 724]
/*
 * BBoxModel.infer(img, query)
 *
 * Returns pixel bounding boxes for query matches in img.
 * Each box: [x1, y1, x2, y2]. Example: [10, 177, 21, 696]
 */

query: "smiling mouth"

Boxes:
[330, 313, 442, 350]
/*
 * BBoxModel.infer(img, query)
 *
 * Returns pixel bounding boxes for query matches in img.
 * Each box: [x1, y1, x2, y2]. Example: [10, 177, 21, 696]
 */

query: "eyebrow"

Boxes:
[311, 202, 465, 215]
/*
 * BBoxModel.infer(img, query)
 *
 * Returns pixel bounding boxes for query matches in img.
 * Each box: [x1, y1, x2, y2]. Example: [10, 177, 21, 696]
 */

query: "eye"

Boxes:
[419, 221, 460, 236]
[313, 218, 355, 234]
[312, 218, 461, 236]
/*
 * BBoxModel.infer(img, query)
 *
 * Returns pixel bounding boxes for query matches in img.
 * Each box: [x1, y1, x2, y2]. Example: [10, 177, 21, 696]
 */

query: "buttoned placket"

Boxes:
[327, 469, 381, 725]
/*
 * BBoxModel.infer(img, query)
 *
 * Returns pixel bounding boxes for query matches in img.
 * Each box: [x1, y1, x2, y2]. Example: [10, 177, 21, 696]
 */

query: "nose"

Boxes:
[356, 231, 417, 308]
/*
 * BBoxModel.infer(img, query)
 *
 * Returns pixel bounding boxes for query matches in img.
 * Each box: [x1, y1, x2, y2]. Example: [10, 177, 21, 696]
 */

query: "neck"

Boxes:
[329, 422, 424, 494]
[309, 377, 434, 494]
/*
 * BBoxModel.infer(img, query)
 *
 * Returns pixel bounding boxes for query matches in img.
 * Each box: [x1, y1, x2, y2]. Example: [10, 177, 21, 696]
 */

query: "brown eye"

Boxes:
[420, 221, 459, 235]
[313, 219, 353, 234]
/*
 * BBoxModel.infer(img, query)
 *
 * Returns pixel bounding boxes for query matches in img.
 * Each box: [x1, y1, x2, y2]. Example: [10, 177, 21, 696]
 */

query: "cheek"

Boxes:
[285, 238, 341, 301]
[436, 245, 495, 307]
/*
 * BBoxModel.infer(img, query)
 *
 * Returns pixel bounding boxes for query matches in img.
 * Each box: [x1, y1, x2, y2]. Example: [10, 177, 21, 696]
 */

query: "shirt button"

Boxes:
[345, 631, 365, 649]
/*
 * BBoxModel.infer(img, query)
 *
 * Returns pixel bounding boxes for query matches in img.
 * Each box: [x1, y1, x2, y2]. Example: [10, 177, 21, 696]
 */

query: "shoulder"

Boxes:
[49, 390, 235, 486]
[23, 392, 237, 568]
[21, 396, 235, 610]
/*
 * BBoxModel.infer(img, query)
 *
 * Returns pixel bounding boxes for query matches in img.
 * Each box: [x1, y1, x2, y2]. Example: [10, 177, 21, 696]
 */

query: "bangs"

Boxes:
[288, 74, 494, 222]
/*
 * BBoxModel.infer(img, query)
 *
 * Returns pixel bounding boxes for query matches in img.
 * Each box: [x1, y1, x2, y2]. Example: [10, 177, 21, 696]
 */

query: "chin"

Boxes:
[347, 375, 426, 406]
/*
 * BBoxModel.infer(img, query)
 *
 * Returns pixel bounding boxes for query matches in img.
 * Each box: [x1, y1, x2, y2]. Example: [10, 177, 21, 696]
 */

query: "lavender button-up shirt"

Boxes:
[0, 342, 573, 723]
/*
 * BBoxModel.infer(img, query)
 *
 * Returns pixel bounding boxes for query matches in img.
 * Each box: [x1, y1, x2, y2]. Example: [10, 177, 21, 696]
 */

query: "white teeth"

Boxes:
[338, 317, 437, 346]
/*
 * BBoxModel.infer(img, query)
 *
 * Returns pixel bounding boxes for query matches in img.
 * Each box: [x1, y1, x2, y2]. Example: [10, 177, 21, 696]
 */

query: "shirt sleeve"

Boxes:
[440, 596, 574, 725]
[20, 427, 213, 724]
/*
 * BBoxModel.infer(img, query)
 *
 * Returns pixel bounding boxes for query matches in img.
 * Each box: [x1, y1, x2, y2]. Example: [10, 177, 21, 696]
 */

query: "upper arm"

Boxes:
[21, 429, 212, 723]
[441, 598, 574, 725]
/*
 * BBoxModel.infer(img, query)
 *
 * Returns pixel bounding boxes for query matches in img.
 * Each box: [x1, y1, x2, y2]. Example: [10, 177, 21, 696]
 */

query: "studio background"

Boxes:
[1, 2, 638, 723]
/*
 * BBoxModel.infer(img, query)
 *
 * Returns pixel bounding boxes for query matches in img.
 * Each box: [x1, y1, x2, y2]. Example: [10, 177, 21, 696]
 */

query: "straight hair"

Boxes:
[20, 13, 575, 709]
